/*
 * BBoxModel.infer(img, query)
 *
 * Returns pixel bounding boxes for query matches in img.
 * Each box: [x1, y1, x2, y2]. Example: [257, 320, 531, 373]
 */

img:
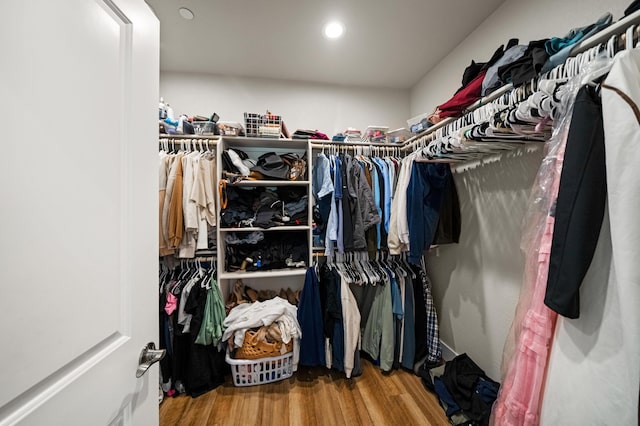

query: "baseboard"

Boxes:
[440, 340, 458, 361]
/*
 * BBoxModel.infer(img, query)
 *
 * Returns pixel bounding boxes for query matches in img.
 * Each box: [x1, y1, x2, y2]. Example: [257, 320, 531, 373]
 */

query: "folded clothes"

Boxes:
[221, 187, 308, 229]
[225, 231, 265, 245]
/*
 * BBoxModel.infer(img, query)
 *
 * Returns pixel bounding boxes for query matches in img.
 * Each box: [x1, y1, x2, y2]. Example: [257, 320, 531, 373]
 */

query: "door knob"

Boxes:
[136, 342, 166, 378]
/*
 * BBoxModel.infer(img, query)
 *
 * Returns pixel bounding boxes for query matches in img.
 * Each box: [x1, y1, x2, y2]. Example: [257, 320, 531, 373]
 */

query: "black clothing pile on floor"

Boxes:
[419, 353, 500, 426]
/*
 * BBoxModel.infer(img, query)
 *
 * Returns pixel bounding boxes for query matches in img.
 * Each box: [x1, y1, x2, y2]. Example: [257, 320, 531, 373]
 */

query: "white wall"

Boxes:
[160, 72, 410, 138]
[413, 0, 631, 380]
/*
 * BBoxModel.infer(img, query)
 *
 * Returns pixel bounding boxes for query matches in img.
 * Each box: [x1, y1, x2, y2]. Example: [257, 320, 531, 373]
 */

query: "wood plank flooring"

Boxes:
[159, 359, 449, 426]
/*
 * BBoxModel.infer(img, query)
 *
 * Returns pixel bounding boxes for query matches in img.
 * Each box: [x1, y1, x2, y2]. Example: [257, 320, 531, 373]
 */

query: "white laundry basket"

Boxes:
[225, 348, 294, 386]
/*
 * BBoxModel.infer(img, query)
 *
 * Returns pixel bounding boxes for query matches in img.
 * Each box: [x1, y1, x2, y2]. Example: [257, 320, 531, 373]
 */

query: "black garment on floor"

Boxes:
[545, 85, 606, 319]
[498, 39, 549, 87]
[441, 353, 500, 426]
[433, 171, 461, 245]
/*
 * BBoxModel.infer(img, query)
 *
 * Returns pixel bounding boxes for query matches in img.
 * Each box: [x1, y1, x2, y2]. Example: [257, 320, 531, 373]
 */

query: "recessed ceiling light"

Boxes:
[178, 7, 194, 20]
[323, 21, 344, 39]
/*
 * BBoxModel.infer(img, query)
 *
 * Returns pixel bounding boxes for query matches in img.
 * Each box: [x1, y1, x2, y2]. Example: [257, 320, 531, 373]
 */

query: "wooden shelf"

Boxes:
[220, 226, 310, 232]
[219, 268, 307, 279]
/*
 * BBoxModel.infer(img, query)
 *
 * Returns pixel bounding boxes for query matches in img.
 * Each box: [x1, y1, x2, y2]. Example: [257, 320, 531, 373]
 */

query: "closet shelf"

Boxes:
[224, 179, 310, 187]
[223, 136, 309, 150]
[220, 225, 311, 232]
[219, 268, 307, 279]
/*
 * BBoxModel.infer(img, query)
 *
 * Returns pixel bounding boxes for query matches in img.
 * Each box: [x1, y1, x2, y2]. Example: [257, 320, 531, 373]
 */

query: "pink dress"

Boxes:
[491, 107, 573, 425]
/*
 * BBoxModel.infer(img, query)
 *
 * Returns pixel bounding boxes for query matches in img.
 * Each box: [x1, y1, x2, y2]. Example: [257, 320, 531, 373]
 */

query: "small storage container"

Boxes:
[388, 128, 412, 143]
[192, 121, 218, 135]
[407, 112, 429, 129]
[365, 126, 389, 143]
[225, 349, 294, 386]
[244, 112, 282, 138]
[218, 121, 244, 136]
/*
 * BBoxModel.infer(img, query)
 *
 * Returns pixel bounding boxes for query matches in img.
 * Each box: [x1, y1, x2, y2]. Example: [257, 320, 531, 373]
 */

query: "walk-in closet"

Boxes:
[2, 0, 639, 425]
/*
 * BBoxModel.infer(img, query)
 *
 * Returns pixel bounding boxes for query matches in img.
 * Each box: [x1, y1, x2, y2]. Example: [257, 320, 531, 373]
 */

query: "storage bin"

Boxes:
[407, 112, 429, 129]
[365, 126, 389, 143]
[218, 121, 244, 136]
[388, 128, 412, 143]
[192, 121, 218, 135]
[225, 348, 294, 386]
[244, 112, 282, 138]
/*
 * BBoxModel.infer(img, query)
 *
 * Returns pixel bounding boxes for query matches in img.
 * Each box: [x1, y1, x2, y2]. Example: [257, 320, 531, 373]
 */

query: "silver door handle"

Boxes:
[136, 342, 166, 378]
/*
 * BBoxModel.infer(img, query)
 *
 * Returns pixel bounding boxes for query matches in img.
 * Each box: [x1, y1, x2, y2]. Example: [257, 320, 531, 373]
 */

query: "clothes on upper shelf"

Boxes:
[292, 129, 329, 140]
[540, 13, 613, 74]
[498, 39, 550, 88]
[159, 149, 217, 258]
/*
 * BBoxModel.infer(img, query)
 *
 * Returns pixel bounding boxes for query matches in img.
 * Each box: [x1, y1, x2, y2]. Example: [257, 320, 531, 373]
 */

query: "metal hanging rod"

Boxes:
[159, 134, 220, 140]
[309, 142, 401, 150]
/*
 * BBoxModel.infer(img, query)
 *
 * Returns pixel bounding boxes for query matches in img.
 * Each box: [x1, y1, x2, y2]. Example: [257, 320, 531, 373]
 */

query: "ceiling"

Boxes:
[146, 0, 506, 89]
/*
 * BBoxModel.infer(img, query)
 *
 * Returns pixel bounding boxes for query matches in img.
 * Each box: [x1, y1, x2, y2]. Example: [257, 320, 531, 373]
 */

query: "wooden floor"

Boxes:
[159, 360, 449, 426]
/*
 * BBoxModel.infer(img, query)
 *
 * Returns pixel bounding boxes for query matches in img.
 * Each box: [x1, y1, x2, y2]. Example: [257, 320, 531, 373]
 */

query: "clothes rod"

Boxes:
[159, 134, 220, 141]
[310, 140, 397, 149]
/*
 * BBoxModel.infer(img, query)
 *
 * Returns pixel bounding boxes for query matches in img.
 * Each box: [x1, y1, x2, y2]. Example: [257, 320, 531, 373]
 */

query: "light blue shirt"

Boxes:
[313, 153, 334, 200]
[373, 158, 391, 234]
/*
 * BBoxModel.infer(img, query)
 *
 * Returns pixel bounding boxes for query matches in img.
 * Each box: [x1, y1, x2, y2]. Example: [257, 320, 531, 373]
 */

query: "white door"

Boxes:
[0, 0, 159, 425]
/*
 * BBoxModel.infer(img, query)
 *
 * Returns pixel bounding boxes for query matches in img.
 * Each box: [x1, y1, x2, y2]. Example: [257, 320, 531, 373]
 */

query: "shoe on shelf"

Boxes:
[279, 288, 288, 300]
[245, 286, 258, 302]
[233, 280, 248, 304]
[286, 288, 297, 305]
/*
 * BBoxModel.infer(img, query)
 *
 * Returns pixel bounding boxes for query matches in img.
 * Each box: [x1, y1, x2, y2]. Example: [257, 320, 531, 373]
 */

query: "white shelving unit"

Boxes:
[219, 268, 308, 280]
[216, 136, 313, 301]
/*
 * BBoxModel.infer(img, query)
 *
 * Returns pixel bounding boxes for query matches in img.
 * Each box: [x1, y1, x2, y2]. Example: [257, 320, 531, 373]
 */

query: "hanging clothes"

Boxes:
[159, 262, 226, 398]
[159, 148, 217, 258]
[492, 67, 581, 426]
[406, 162, 451, 264]
[540, 47, 640, 426]
[297, 266, 326, 367]
[544, 85, 606, 318]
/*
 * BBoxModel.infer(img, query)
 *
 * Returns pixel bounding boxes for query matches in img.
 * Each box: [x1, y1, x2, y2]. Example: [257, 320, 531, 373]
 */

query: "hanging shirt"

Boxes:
[394, 154, 416, 252]
[334, 156, 345, 254]
[406, 162, 450, 264]
[312, 153, 334, 199]
[373, 157, 391, 234]
[298, 267, 326, 367]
